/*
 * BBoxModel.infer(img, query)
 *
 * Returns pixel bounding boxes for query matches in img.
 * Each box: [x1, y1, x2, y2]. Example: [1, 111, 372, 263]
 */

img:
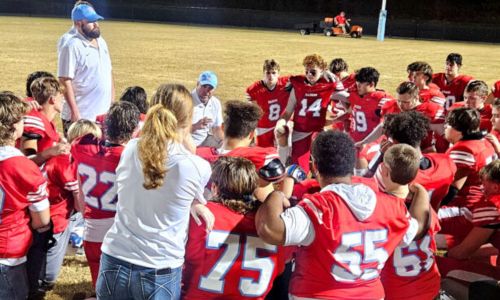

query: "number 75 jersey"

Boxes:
[183, 202, 286, 300]
[71, 134, 124, 219]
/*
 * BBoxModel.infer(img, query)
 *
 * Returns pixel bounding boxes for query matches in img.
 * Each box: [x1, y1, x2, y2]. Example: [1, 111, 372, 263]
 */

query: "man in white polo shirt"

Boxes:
[191, 71, 224, 147]
[58, 3, 114, 132]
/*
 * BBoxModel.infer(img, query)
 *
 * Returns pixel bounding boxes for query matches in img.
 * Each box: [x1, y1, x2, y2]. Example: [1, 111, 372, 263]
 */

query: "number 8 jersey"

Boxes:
[71, 134, 124, 220]
[183, 202, 286, 300]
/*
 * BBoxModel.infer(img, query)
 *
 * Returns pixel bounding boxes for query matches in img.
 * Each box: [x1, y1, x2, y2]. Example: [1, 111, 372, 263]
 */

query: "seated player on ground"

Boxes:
[21, 76, 70, 166]
[197, 100, 286, 201]
[379, 144, 440, 300]
[256, 131, 429, 299]
[438, 108, 497, 249]
[96, 85, 148, 139]
[71, 101, 139, 288]
[0, 91, 50, 300]
[372, 111, 456, 211]
[437, 160, 500, 299]
[183, 156, 286, 299]
[431, 53, 474, 110]
[245, 59, 290, 148]
[276, 54, 345, 173]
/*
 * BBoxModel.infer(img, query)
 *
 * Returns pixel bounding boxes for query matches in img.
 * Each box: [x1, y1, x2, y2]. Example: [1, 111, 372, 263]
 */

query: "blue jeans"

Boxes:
[0, 262, 29, 300]
[96, 253, 182, 300]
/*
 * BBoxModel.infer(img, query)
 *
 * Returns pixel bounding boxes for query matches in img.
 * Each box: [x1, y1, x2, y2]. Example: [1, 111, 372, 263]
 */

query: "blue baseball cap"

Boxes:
[198, 71, 218, 89]
[71, 4, 103, 22]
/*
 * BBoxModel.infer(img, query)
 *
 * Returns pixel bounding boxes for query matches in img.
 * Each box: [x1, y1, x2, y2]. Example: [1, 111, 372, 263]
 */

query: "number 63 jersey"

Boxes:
[381, 210, 441, 300]
[183, 202, 286, 300]
[71, 134, 124, 220]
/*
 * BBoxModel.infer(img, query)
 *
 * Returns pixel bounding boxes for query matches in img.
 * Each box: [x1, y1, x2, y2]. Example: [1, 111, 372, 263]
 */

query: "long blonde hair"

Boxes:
[139, 84, 193, 190]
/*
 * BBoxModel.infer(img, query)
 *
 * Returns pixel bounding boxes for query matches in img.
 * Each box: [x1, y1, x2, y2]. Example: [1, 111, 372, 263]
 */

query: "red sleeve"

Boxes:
[13, 158, 49, 208]
[23, 114, 46, 137]
[493, 80, 500, 98]
[447, 144, 476, 172]
[56, 157, 78, 192]
[472, 196, 500, 227]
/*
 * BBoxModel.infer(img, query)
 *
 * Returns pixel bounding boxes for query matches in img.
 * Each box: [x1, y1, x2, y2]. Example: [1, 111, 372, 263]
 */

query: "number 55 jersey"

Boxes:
[183, 202, 286, 300]
[289, 183, 414, 299]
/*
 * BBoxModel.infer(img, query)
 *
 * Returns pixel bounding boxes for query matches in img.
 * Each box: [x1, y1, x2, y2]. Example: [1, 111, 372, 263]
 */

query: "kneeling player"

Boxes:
[71, 102, 139, 288]
[183, 156, 285, 299]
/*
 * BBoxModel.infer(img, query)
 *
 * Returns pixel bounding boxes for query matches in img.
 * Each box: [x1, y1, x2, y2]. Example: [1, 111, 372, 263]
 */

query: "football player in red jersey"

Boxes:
[0, 92, 50, 300]
[183, 156, 286, 299]
[245, 59, 290, 147]
[374, 111, 456, 210]
[449, 80, 493, 132]
[96, 86, 148, 140]
[197, 101, 286, 201]
[437, 161, 500, 298]
[438, 108, 497, 248]
[431, 53, 474, 110]
[407, 61, 446, 107]
[358, 81, 444, 152]
[328, 58, 356, 131]
[378, 144, 440, 300]
[256, 131, 430, 300]
[276, 54, 345, 173]
[485, 98, 500, 153]
[336, 67, 394, 143]
[21, 76, 70, 165]
[71, 101, 139, 287]
[486, 79, 500, 104]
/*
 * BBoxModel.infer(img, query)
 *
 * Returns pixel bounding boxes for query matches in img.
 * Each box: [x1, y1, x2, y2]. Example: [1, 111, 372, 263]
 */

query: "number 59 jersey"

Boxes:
[289, 75, 340, 132]
[183, 202, 285, 300]
[291, 186, 412, 300]
[71, 134, 124, 219]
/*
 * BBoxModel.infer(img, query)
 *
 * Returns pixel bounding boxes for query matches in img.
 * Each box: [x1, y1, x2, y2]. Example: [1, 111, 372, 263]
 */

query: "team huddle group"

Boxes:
[1, 50, 500, 300]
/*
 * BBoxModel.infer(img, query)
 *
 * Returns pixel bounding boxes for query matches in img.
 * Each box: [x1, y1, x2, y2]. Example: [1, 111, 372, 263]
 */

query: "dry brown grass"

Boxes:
[1, 16, 499, 299]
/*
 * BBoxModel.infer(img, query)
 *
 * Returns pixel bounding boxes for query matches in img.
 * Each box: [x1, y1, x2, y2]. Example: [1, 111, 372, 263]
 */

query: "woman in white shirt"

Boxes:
[96, 84, 212, 300]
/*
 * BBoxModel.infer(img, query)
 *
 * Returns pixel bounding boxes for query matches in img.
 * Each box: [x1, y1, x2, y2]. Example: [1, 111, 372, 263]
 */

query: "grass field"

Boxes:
[1, 16, 499, 299]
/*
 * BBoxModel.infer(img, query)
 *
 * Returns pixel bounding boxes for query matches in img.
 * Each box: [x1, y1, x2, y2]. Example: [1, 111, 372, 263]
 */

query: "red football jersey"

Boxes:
[44, 154, 78, 233]
[381, 210, 441, 300]
[0, 147, 49, 259]
[431, 73, 473, 110]
[71, 134, 124, 219]
[246, 76, 290, 129]
[419, 87, 446, 108]
[349, 90, 394, 142]
[448, 103, 493, 132]
[96, 112, 146, 139]
[375, 153, 456, 211]
[472, 194, 500, 251]
[290, 76, 341, 132]
[381, 100, 445, 124]
[183, 202, 285, 299]
[446, 139, 497, 209]
[23, 109, 60, 152]
[290, 188, 411, 299]
[341, 73, 357, 93]
[196, 146, 220, 164]
[358, 136, 385, 164]
[493, 80, 500, 98]
[292, 179, 321, 202]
